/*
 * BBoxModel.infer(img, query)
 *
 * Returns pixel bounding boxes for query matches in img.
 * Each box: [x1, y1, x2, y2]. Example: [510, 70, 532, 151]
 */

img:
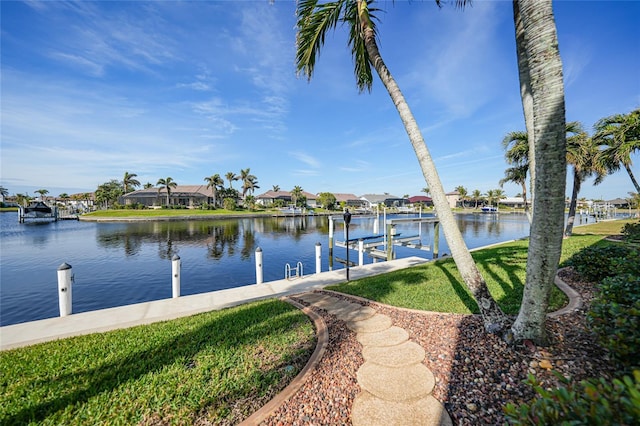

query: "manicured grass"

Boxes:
[0, 299, 314, 425]
[83, 208, 272, 218]
[329, 233, 613, 315]
[572, 218, 638, 236]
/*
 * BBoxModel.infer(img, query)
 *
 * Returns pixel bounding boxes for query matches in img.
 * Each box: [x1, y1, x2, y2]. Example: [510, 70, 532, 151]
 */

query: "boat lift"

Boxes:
[330, 212, 440, 264]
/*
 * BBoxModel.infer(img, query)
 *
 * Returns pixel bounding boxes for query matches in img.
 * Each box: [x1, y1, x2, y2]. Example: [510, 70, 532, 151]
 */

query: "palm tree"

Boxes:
[502, 130, 532, 222]
[156, 177, 177, 207]
[0, 185, 8, 200]
[296, 0, 506, 332]
[225, 172, 239, 189]
[455, 185, 468, 208]
[239, 168, 258, 198]
[15, 193, 32, 207]
[204, 174, 224, 207]
[564, 123, 605, 236]
[291, 185, 304, 207]
[510, 0, 568, 344]
[123, 172, 141, 194]
[272, 185, 281, 192]
[35, 189, 49, 204]
[471, 189, 483, 209]
[500, 165, 529, 214]
[143, 182, 154, 189]
[593, 108, 640, 193]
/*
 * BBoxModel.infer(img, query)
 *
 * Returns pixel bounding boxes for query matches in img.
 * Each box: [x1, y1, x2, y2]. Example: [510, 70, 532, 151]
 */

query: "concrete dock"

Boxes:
[1, 257, 428, 350]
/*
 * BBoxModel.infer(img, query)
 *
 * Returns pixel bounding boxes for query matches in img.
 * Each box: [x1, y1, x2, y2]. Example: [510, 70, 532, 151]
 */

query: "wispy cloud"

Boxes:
[289, 152, 321, 169]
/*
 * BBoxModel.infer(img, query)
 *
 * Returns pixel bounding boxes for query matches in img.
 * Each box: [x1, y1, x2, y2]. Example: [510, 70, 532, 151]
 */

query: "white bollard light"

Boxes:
[172, 254, 181, 298]
[358, 239, 364, 266]
[57, 262, 73, 316]
[315, 242, 322, 274]
[255, 247, 263, 284]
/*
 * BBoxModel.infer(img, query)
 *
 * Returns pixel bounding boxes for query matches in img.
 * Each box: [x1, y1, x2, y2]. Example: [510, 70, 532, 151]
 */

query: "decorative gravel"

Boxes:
[259, 268, 614, 425]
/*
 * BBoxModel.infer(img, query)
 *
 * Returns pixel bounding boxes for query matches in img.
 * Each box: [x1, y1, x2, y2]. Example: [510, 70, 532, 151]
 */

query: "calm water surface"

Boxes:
[0, 211, 535, 326]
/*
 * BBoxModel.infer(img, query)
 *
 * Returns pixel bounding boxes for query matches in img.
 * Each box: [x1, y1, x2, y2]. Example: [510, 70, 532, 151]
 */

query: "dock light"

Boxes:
[344, 209, 352, 281]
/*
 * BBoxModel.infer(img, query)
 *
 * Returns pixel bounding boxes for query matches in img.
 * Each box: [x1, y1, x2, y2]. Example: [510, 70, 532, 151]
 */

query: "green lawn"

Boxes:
[0, 300, 314, 425]
[328, 225, 628, 315]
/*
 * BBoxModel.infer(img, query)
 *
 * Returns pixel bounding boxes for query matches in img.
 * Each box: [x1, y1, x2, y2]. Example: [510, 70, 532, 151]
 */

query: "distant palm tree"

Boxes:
[225, 172, 239, 189]
[272, 185, 280, 192]
[15, 193, 32, 207]
[35, 189, 49, 204]
[204, 174, 224, 207]
[471, 189, 483, 209]
[0, 185, 8, 200]
[291, 185, 304, 207]
[143, 182, 154, 189]
[594, 108, 640, 193]
[455, 185, 468, 208]
[239, 168, 258, 197]
[58, 193, 70, 206]
[156, 177, 177, 206]
[123, 171, 141, 194]
[499, 164, 529, 214]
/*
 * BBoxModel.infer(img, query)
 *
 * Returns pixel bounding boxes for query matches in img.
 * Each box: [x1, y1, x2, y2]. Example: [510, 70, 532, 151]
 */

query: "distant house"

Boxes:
[500, 197, 527, 209]
[360, 194, 408, 209]
[407, 195, 433, 207]
[255, 190, 318, 208]
[445, 191, 459, 209]
[333, 193, 366, 208]
[606, 198, 630, 208]
[122, 185, 215, 208]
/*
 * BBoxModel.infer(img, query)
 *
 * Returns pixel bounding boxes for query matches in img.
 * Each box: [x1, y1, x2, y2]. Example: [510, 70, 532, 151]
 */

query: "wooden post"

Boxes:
[358, 239, 364, 266]
[386, 223, 394, 261]
[433, 222, 440, 259]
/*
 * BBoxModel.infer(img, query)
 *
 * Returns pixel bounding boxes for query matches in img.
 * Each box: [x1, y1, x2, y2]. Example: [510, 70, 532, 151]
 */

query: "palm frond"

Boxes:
[295, 0, 344, 80]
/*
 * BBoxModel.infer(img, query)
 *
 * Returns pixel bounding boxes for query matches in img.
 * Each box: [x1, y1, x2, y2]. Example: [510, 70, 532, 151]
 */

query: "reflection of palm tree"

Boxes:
[295, 0, 505, 331]
[156, 177, 177, 206]
[123, 171, 141, 194]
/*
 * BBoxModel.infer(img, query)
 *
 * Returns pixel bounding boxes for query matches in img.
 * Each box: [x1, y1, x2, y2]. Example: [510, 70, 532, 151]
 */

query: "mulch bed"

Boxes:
[258, 267, 615, 425]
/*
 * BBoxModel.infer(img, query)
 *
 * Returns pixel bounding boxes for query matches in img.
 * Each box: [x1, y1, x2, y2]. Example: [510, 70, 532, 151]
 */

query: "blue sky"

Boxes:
[1, 0, 638, 201]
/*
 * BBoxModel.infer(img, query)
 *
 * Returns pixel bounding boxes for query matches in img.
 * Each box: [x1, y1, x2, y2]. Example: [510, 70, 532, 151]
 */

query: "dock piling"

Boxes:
[172, 255, 181, 298]
[255, 247, 263, 284]
[57, 263, 73, 316]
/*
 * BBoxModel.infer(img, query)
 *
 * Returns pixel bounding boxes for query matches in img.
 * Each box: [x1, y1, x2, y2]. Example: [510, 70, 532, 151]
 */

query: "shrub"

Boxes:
[622, 221, 640, 243]
[504, 371, 640, 425]
[588, 273, 640, 371]
[567, 245, 631, 282]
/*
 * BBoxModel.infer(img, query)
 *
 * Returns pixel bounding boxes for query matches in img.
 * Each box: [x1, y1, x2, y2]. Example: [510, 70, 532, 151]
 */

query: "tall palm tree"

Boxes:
[35, 189, 49, 204]
[123, 172, 141, 194]
[239, 168, 259, 197]
[296, 0, 506, 332]
[204, 174, 224, 207]
[564, 123, 605, 236]
[510, 0, 567, 344]
[225, 172, 239, 189]
[291, 185, 304, 207]
[593, 108, 640, 192]
[156, 177, 177, 207]
[502, 130, 532, 222]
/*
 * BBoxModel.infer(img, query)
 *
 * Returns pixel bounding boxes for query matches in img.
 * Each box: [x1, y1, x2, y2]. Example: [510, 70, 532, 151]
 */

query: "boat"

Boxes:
[481, 206, 498, 213]
[24, 201, 53, 217]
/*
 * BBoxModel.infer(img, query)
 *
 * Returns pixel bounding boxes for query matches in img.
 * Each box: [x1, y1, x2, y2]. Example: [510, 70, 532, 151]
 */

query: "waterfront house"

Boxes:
[255, 190, 318, 208]
[122, 185, 215, 208]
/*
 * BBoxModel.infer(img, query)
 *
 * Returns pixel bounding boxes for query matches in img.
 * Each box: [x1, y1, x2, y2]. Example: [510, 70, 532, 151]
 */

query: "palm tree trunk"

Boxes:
[514, 0, 536, 217]
[564, 168, 582, 236]
[625, 163, 640, 193]
[511, 0, 567, 344]
[359, 16, 507, 333]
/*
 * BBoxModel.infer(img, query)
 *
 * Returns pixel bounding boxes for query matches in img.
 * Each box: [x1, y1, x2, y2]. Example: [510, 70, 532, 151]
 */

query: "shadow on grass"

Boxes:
[2, 300, 311, 424]
[431, 262, 479, 314]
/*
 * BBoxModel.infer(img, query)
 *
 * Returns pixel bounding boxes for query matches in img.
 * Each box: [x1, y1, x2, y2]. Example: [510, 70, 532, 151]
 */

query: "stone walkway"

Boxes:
[296, 292, 452, 426]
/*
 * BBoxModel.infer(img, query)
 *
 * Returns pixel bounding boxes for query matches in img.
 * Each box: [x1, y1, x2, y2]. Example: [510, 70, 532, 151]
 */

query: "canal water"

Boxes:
[0, 211, 563, 326]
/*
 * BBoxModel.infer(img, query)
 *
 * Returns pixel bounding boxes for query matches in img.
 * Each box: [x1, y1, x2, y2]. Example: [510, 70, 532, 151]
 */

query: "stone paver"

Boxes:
[298, 291, 452, 426]
[362, 340, 426, 367]
[356, 326, 409, 347]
